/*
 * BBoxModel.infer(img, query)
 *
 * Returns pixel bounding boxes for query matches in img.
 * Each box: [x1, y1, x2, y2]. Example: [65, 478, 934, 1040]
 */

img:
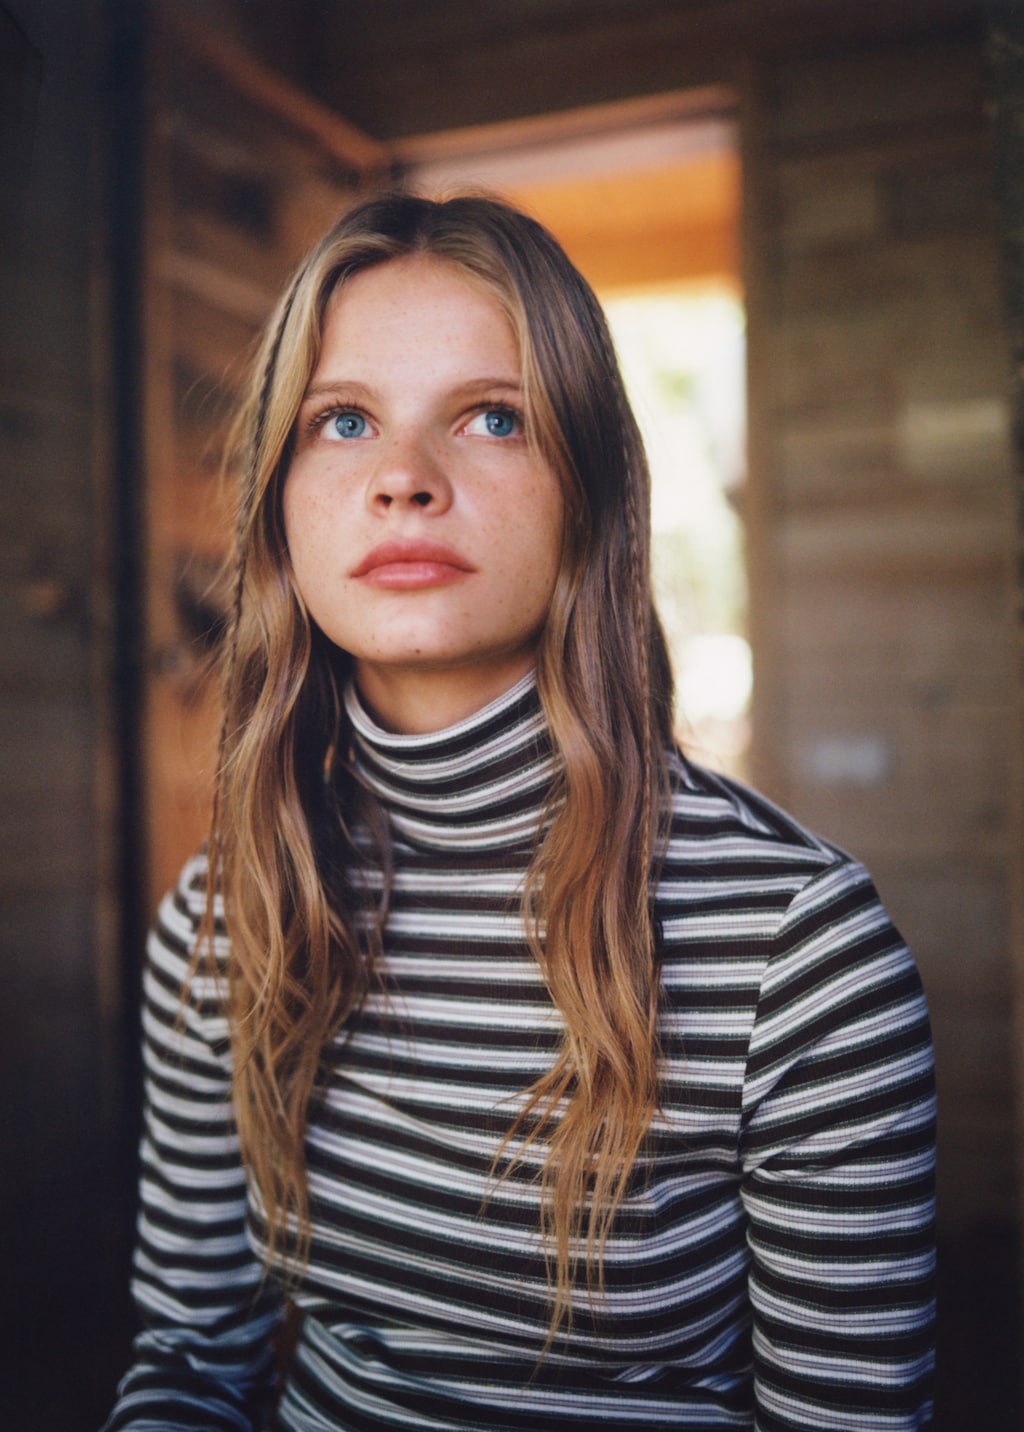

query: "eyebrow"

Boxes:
[299, 375, 524, 405]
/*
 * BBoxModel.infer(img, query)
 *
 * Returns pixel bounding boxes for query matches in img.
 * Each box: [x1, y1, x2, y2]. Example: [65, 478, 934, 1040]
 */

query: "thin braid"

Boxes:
[599, 311, 658, 874]
[593, 315, 659, 891]
[620, 411, 656, 926]
[238, 266, 305, 542]
[207, 269, 305, 895]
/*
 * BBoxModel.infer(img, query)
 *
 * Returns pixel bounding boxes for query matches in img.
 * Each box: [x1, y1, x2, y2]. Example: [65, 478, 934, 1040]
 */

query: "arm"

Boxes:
[103, 855, 283, 1432]
[741, 858, 935, 1431]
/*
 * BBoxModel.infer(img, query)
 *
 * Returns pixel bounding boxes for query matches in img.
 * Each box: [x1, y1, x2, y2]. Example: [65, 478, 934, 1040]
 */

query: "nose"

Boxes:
[367, 430, 453, 513]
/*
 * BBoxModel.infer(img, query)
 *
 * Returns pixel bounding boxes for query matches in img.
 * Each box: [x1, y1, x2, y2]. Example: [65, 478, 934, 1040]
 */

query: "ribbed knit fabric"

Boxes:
[105, 672, 935, 1431]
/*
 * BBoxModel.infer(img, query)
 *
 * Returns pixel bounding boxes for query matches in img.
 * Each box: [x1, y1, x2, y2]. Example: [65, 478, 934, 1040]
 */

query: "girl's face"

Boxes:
[283, 256, 564, 734]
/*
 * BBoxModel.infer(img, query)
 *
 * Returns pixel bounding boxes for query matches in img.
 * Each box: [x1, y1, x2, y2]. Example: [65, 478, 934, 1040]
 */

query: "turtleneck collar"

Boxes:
[343, 671, 557, 851]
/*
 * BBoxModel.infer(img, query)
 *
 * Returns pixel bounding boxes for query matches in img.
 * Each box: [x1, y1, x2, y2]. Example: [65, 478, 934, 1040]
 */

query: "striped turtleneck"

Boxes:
[344, 669, 555, 850]
[106, 672, 935, 1432]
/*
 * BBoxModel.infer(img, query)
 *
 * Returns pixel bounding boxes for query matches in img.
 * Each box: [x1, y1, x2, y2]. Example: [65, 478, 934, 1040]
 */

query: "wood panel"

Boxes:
[298, 0, 980, 139]
[987, 2, 1024, 1286]
[0, 0, 138, 1422]
[741, 26, 1017, 1244]
[141, 11, 384, 912]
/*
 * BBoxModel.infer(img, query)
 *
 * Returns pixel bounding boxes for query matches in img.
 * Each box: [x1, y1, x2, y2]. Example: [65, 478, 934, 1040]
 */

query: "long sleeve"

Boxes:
[741, 858, 935, 1431]
[104, 855, 284, 1432]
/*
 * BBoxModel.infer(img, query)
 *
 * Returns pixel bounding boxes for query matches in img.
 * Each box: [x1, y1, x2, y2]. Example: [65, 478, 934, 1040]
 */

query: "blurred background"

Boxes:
[2, 1, 1022, 1427]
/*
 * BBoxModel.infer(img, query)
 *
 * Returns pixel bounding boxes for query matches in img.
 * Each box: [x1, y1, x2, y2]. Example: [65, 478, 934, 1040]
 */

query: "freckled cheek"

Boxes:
[282, 480, 310, 558]
[285, 485, 347, 583]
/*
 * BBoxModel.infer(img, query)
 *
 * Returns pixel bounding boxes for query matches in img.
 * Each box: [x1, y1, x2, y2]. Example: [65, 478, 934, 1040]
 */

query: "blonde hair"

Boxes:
[209, 192, 675, 1337]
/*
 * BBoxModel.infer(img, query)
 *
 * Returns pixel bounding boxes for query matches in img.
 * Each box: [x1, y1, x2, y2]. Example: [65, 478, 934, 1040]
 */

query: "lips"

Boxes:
[350, 538, 476, 588]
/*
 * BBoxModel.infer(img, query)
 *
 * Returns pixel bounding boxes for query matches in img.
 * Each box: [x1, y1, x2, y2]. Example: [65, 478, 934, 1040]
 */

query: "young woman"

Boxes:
[105, 193, 935, 1431]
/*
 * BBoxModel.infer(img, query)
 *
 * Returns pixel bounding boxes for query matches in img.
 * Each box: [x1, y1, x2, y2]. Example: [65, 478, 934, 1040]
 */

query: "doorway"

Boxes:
[398, 92, 749, 774]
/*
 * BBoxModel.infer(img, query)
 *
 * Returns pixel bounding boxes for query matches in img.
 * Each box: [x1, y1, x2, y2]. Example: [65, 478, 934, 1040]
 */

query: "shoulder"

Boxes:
[151, 846, 215, 944]
[142, 849, 232, 1063]
[657, 752, 923, 999]
[659, 753, 931, 1081]
[147, 848, 220, 982]
[665, 749, 846, 866]
[658, 750, 853, 926]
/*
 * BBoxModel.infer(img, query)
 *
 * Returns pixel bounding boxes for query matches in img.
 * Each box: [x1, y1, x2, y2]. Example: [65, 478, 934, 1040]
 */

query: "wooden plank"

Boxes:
[777, 410, 1011, 500]
[931, 1009, 1013, 1117]
[780, 575, 1014, 693]
[934, 1114, 1017, 1229]
[779, 168, 883, 247]
[771, 35, 986, 147]
[166, 11, 389, 172]
[778, 505, 1011, 575]
[776, 231, 1002, 319]
[737, 57, 789, 804]
[307, 0, 978, 140]
[881, 869, 1010, 1012]
[154, 247, 276, 326]
[988, 1, 1024, 1290]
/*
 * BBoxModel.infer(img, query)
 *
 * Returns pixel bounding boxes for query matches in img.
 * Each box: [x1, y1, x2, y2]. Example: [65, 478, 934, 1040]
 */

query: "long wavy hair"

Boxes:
[208, 192, 675, 1336]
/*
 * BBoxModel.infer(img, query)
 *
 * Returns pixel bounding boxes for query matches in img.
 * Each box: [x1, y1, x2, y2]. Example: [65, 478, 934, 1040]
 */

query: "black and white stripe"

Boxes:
[106, 672, 935, 1431]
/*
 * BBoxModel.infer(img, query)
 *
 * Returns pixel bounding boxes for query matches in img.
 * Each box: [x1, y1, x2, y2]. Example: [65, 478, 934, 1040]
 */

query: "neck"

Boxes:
[352, 653, 538, 735]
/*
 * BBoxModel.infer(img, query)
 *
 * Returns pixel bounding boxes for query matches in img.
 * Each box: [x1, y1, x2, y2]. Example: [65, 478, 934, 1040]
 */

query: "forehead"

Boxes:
[319, 255, 518, 355]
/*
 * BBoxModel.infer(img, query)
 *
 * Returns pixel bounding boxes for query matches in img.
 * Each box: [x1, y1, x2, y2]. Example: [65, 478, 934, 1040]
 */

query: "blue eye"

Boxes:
[485, 410, 515, 436]
[467, 407, 519, 437]
[329, 411, 368, 440]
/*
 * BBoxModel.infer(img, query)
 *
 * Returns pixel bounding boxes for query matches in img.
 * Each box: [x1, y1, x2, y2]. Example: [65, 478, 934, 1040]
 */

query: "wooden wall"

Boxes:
[988, 1, 1024, 1293]
[741, 30, 1016, 1241]
[0, 0, 134, 1425]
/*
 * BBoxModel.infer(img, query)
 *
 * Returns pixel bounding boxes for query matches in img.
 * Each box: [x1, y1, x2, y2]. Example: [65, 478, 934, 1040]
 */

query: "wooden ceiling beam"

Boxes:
[307, 0, 981, 139]
[165, 12, 391, 173]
